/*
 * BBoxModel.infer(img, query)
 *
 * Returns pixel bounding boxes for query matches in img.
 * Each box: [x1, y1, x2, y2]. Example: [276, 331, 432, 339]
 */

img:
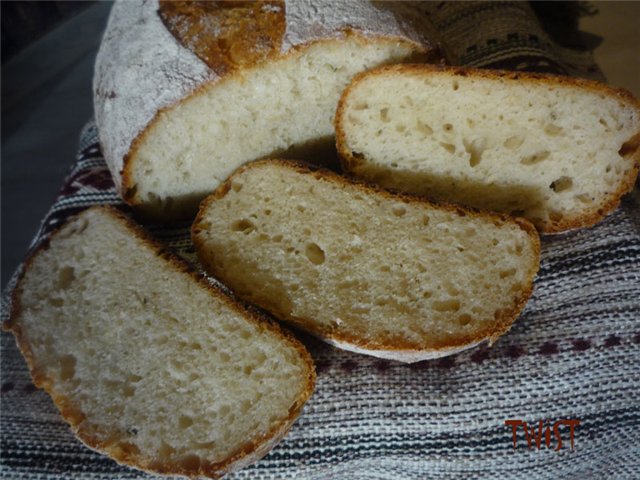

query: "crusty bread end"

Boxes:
[5, 206, 315, 478]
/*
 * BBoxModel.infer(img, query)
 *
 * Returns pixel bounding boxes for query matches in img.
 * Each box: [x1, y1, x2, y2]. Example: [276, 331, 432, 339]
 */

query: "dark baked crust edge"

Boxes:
[335, 63, 640, 234]
[3, 205, 316, 479]
[192, 159, 541, 361]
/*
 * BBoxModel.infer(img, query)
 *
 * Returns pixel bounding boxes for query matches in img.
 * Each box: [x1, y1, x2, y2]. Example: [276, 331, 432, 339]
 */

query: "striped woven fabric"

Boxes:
[2, 2, 639, 478]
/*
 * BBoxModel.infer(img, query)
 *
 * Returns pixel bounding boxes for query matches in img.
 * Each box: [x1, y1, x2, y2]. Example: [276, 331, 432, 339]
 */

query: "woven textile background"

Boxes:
[2, 2, 639, 478]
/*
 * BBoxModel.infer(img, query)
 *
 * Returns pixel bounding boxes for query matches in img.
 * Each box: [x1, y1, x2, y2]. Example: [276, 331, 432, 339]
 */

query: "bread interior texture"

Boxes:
[339, 68, 640, 232]
[128, 37, 419, 219]
[12, 208, 311, 472]
[194, 162, 539, 353]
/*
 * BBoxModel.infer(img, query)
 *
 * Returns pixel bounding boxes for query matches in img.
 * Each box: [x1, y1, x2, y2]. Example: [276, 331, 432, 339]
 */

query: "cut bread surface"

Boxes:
[125, 36, 425, 220]
[5, 207, 314, 478]
[95, 0, 442, 222]
[192, 160, 540, 362]
[336, 65, 640, 233]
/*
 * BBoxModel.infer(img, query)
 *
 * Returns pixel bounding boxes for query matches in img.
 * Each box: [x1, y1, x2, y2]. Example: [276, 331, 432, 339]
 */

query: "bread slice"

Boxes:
[4, 206, 315, 478]
[94, 0, 441, 221]
[335, 64, 640, 233]
[192, 160, 540, 363]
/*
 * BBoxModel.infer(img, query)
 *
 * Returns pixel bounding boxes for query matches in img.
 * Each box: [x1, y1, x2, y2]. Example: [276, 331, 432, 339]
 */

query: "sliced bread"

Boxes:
[192, 160, 540, 363]
[95, 0, 441, 221]
[335, 64, 640, 233]
[4, 206, 315, 478]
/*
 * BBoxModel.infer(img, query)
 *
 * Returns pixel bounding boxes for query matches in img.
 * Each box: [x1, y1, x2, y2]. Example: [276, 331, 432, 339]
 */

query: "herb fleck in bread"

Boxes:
[4, 206, 315, 479]
[335, 64, 640, 233]
[192, 160, 540, 363]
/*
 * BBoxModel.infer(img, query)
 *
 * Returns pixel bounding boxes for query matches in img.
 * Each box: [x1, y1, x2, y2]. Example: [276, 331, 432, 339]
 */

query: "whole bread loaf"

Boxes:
[94, 0, 441, 221]
[4, 206, 315, 478]
[192, 160, 540, 363]
[336, 64, 640, 233]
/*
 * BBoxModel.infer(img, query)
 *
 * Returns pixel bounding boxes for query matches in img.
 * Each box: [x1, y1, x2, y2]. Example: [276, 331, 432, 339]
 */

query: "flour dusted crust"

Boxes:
[94, 0, 215, 192]
[93, 0, 441, 219]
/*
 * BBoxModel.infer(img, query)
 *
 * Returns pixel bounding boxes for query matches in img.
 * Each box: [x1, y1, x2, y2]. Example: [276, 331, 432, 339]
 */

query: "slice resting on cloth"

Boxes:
[4, 206, 315, 479]
[192, 160, 541, 363]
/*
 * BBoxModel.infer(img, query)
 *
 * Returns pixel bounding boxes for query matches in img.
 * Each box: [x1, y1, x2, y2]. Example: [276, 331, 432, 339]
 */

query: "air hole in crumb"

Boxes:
[305, 243, 325, 265]
[380, 265, 391, 272]
[467, 118, 475, 128]
[499, 268, 517, 278]
[297, 205, 305, 213]
[159, 442, 175, 460]
[422, 215, 430, 226]
[57, 266, 75, 290]
[463, 137, 486, 167]
[219, 352, 231, 363]
[440, 142, 456, 154]
[452, 81, 459, 91]
[443, 123, 453, 132]
[240, 399, 252, 414]
[433, 299, 460, 312]
[575, 193, 592, 203]
[122, 384, 135, 397]
[353, 101, 368, 110]
[444, 281, 460, 296]
[231, 219, 255, 234]
[457, 314, 472, 326]
[272, 234, 283, 243]
[179, 416, 193, 429]
[395, 124, 406, 133]
[49, 297, 64, 307]
[59, 355, 76, 381]
[599, 118, 609, 129]
[550, 176, 573, 192]
[402, 96, 414, 107]
[520, 150, 550, 165]
[423, 291, 432, 299]
[544, 124, 563, 136]
[392, 206, 406, 217]
[380, 108, 390, 122]
[503, 135, 524, 149]
[219, 405, 231, 416]
[416, 120, 433, 136]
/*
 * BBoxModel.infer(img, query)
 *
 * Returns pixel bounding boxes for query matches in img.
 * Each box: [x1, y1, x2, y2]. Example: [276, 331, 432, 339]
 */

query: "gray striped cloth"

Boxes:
[2, 2, 639, 478]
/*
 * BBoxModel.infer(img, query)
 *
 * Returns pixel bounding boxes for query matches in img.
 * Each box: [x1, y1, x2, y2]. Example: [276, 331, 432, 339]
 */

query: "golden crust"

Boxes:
[158, 0, 286, 75]
[335, 63, 640, 234]
[4, 205, 315, 479]
[121, 33, 436, 223]
[192, 159, 541, 357]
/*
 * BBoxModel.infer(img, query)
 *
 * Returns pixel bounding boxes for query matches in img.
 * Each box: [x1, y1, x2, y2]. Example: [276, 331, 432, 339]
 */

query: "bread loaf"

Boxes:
[94, 0, 441, 221]
[335, 64, 640, 233]
[192, 160, 540, 363]
[4, 206, 315, 478]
